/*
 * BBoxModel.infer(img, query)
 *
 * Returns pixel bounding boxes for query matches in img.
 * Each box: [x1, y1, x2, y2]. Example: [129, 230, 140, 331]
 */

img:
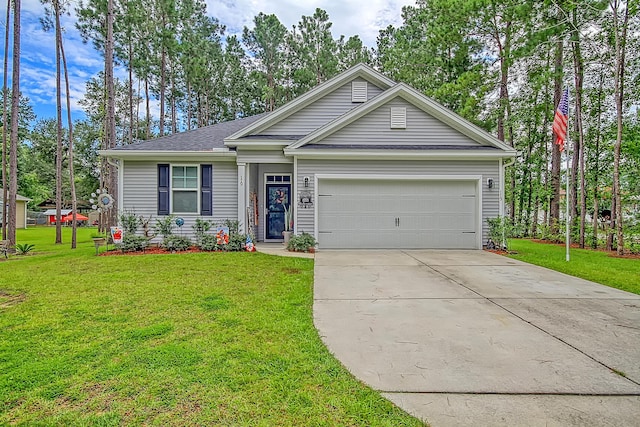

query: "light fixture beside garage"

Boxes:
[487, 178, 494, 189]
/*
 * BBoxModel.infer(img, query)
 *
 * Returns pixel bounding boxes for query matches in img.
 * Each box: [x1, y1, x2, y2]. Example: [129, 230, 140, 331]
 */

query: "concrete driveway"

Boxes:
[313, 250, 640, 426]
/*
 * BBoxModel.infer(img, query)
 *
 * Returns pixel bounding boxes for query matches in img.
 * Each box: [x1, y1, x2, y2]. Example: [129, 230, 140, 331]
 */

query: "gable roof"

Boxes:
[224, 64, 396, 144]
[0, 194, 31, 202]
[285, 83, 516, 156]
[101, 113, 268, 158]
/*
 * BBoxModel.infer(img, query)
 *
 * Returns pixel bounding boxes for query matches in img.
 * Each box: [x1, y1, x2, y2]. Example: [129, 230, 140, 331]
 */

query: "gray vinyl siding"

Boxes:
[122, 160, 238, 241]
[317, 99, 480, 146]
[257, 78, 384, 136]
[295, 159, 500, 245]
[237, 149, 292, 164]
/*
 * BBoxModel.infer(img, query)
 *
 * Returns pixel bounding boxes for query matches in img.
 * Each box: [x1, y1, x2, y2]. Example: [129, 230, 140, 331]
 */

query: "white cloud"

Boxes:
[207, 0, 415, 46]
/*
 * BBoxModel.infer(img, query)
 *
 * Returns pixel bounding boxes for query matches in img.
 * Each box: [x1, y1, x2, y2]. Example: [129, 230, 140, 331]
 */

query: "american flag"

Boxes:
[552, 88, 569, 152]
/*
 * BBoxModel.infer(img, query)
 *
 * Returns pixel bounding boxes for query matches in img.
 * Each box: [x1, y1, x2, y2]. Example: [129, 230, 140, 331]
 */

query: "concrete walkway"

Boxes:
[313, 250, 640, 426]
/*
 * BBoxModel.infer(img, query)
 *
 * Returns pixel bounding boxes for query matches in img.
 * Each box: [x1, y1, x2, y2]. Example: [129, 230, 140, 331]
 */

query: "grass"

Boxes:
[508, 239, 640, 295]
[0, 227, 423, 426]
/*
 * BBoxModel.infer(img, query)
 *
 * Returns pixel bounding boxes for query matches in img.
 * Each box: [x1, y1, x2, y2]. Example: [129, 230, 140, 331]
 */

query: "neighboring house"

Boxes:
[0, 194, 31, 229]
[101, 64, 516, 249]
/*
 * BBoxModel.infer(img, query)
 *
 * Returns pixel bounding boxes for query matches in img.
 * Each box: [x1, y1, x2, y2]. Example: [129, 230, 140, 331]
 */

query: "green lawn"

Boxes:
[508, 239, 640, 295]
[0, 227, 423, 426]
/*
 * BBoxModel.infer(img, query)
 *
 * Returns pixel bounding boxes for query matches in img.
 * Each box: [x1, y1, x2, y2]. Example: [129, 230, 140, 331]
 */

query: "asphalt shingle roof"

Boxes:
[113, 113, 269, 152]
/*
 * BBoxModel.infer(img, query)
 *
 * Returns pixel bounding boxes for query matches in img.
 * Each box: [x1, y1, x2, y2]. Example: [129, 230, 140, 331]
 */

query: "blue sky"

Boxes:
[1, 0, 414, 123]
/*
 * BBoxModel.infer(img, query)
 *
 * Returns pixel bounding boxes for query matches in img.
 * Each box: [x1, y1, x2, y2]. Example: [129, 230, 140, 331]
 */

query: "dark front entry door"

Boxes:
[266, 183, 291, 239]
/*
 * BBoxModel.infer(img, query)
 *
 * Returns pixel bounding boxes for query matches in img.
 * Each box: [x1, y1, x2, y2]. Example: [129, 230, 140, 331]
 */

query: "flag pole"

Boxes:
[565, 138, 570, 262]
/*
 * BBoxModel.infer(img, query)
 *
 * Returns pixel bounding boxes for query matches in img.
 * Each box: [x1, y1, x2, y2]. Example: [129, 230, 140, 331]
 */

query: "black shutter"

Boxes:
[158, 164, 170, 215]
[200, 164, 213, 216]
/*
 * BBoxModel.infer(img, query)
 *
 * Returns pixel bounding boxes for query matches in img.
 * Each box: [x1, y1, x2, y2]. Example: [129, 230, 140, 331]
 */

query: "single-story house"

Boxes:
[0, 194, 31, 229]
[101, 64, 516, 249]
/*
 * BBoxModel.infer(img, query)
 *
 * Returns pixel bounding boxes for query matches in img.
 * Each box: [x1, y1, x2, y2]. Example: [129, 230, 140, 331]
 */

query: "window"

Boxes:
[158, 164, 212, 216]
[171, 166, 199, 213]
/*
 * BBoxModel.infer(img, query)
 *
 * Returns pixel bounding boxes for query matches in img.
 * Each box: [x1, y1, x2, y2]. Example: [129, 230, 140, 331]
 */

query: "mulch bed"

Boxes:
[100, 246, 219, 256]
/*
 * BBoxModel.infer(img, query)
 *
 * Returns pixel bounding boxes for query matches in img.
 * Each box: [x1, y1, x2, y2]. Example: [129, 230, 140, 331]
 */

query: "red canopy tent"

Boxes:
[61, 213, 89, 222]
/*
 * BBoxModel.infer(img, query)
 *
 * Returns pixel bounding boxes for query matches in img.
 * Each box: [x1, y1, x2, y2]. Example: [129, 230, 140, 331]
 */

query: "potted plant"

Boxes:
[282, 205, 293, 243]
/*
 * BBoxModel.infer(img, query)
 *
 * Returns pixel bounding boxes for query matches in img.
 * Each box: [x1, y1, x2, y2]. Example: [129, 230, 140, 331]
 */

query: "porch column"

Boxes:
[237, 163, 246, 234]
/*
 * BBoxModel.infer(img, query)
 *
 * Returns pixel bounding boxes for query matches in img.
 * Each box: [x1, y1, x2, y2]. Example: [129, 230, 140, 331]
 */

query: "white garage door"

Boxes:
[317, 179, 478, 249]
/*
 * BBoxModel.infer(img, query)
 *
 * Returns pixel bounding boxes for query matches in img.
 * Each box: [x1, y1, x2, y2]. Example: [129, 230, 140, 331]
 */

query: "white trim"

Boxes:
[286, 149, 515, 160]
[262, 173, 293, 242]
[224, 140, 294, 148]
[170, 165, 200, 215]
[499, 158, 504, 218]
[237, 163, 246, 234]
[293, 157, 298, 235]
[118, 159, 124, 216]
[314, 174, 483, 249]
[100, 149, 236, 161]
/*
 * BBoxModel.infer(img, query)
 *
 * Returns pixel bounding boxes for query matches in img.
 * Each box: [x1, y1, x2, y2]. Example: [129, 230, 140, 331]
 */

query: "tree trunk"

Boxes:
[128, 41, 133, 145]
[611, 0, 628, 256]
[549, 41, 563, 233]
[7, 0, 20, 247]
[571, 10, 586, 248]
[592, 69, 604, 249]
[57, 3, 77, 248]
[54, 0, 63, 245]
[145, 77, 151, 139]
[159, 43, 166, 136]
[1, 0, 10, 240]
[105, 0, 117, 227]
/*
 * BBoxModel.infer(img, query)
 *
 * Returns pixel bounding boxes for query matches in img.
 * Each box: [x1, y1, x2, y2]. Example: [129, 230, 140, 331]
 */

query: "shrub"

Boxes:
[226, 233, 246, 252]
[486, 216, 519, 250]
[154, 215, 175, 239]
[119, 210, 141, 234]
[118, 235, 149, 252]
[162, 235, 191, 252]
[192, 218, 213, 244]
[198, 234, 219, 251]
[15, 243, 35, 255]
[221, 219, 240, 235]
[287, 232, 317, 252]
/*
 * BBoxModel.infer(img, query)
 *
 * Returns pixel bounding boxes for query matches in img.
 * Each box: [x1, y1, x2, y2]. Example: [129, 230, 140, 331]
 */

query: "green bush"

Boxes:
[287, 232, 317, 252]
[162, 235, 191, 252]
[154, 215, 175, 238]
[119, 211, 141, 234]
[192, 218, 213, 244]
[198, 234, 219, 251]
[118, 234, 149, 252]
[486, 216, 520, 250]
[226, 233, 246, 252]
[15, 243, 35, 255]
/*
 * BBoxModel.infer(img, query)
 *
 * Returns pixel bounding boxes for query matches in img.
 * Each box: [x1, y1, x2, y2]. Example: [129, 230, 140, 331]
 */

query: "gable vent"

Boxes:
[390, 107, 407, 129]
[351, 81, 368, 103]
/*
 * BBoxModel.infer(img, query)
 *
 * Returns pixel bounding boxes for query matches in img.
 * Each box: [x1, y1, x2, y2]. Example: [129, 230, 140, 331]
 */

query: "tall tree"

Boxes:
[8, 0, 20, 247]
[609, 0, 632, 255]
[1, 0, 10, 240]
[105, 0, 117, 227]
[243, 13, 287, 112]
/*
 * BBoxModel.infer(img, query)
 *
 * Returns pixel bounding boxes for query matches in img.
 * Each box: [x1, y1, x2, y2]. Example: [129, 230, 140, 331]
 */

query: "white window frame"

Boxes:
[170, 164, 200, 214]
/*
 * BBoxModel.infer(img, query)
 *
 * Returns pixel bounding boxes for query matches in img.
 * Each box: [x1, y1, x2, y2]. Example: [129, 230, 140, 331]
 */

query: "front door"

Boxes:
[266, 182, 291, 239]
